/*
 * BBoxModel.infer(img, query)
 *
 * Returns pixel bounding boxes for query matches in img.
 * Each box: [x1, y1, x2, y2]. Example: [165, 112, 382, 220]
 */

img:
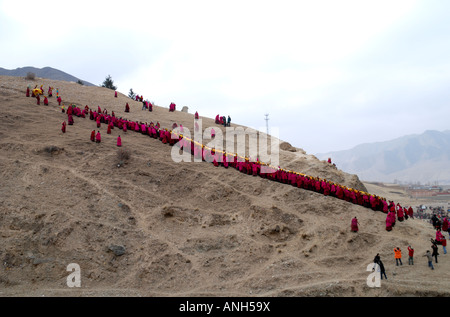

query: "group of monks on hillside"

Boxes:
[28, 85, 414, 233]
[27, 85, 62, 107]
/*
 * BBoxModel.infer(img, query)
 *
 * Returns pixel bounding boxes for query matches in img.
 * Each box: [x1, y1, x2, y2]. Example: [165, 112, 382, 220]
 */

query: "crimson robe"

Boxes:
[61, 122, 66, 133]
[386, 214, 393, 231]
[397, 207, 404, 222]
[336, 186, 344, 199]
[315, 180, 321, 193]
[351, 218, 359, 232]
[90, 130, 95, 142]
[322, 181, 330, 196]
[117, 136, 122, 147]
[296, 176, 304, 188]
[382, 200, 388, 213]
[223, 154, 229, 168]
[442, 218, 448, 231]
[96, 132, 101, 143]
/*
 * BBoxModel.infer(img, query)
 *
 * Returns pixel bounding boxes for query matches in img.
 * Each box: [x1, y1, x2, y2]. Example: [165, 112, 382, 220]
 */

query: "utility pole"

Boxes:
[264, 113, 269, 135]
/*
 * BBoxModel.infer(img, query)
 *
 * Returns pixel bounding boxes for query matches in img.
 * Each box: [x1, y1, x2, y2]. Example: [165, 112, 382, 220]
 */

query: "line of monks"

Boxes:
[28, 85, 413, 232]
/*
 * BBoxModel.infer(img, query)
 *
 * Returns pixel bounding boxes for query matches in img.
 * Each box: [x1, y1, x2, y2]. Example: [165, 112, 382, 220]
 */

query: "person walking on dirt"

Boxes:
[424, 250, 434, 270]
[374, 254, 387, 280]
[378, 258, 387, 280]
[431, 239, 439, 264]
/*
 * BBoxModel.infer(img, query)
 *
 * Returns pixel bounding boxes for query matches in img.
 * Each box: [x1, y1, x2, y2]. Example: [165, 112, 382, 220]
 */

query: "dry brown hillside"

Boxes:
[0, 75, 449, 297]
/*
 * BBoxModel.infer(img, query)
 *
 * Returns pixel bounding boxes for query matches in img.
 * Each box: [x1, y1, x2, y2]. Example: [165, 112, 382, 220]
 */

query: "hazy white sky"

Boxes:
[1, 0, 450, 154]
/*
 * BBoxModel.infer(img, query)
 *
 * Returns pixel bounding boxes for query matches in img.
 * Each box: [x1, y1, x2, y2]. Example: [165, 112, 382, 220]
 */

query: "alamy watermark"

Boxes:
[66, 263, 81, 288]
[169, 119, 280, 171]
[366, 263, 381, 288]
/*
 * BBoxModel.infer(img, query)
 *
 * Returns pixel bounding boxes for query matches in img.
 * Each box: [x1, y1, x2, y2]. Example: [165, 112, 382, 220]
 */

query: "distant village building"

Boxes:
[406, 185, 450, 198]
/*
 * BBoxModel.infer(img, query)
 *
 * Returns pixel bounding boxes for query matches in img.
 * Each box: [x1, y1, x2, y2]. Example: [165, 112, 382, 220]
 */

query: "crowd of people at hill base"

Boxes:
[368, 207, 450, 278]
[371, 217, 449, 278]
[27, 85, 417, 233]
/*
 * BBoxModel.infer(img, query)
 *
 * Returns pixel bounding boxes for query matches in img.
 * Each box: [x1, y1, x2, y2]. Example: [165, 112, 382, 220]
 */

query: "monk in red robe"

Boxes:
[36, 95, 40, 105]
[68, 114, 74, 125]
[26, 87, 30, 97]
[117, 135, 122, 147]
[397, 206, 404, 222]
[351, 217, 359, 232]
[107, 124, 112, 134]
[386, 213, 394, 231]
[44, 96, 49, 105]
[125, 103, 130, 112]
[61, 121, 66, 133]
[223, 153, 229, 168]
[382, 200, 388, 213]
[90, 130, 95, 142]
[322, 180, 330, 196]
[336, 186, 344, 200]
[407, 206, 414, 219]
[96, 131, 101, 143]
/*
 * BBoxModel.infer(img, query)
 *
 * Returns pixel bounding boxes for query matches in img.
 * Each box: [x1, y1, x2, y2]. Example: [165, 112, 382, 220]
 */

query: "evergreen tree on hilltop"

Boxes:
[128, 88, 136, 100]
[101, 75, 117, 90]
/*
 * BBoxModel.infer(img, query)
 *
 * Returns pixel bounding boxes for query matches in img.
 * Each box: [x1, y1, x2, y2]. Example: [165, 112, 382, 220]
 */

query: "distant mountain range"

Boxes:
[316, 130, 450, 185]
[0, 66, 95, 86]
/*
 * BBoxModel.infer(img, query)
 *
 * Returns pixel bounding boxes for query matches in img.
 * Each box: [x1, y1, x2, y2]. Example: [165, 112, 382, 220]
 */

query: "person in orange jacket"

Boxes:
[394, 247, 402, 266]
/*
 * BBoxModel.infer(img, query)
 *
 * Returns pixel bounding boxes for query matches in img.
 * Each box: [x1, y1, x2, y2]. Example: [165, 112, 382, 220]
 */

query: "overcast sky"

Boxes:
[1, 0, 450, 154]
